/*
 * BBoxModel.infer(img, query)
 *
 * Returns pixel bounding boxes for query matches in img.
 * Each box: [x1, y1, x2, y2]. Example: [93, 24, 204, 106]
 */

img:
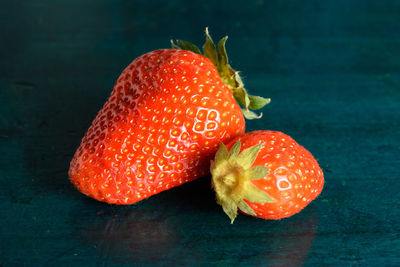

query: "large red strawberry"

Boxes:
[69, 29, 270, 204]
[211, 130, 324, 222]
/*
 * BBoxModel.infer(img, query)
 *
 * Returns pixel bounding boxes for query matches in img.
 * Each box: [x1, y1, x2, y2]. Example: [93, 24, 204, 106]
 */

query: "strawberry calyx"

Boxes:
[171, 27, 271, 120]
[210, 141, 275, 223]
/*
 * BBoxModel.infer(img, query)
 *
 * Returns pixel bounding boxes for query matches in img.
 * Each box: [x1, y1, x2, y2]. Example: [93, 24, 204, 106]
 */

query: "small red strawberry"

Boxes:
[69, 29, 270, 204]
[211, 130, 324, 222]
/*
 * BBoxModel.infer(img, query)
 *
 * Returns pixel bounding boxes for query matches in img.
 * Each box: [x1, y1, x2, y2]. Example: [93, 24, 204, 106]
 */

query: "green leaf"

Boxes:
[203, 27, 219, 67]
[246, 166, 269, 180]
[241, 109, 263, 120]
[244, 93, 250, 109]
[217, 36, 229, 71]
[215, 142, 228, 163]
[237, 200, 256, 216]
[234, 72, 245, 91]
[248, 95, 271, 110]
[243, 182, 275, 203]
[230, 73, 252, 110]
[170, 40, 180, 49]
[228, 140, 241, 161]
[176, 40, 202, 54]
[236, 144, 263, 169]
[171, 28, 271, 121]
[232, 87, 247, 107]
[220, 198, 238, 224]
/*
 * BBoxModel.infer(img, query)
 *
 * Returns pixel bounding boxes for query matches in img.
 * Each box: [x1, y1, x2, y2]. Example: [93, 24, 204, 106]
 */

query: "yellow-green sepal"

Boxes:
[237, 200, 257, 216]
[210, 141, 275, 223]
[236, 144, 263, 168]
[243, 182, 275, 203]
[246, 166, 269, 180]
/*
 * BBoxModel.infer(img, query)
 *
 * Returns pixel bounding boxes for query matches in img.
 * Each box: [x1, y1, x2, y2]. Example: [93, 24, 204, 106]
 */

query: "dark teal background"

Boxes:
[1, 0, 399, 266]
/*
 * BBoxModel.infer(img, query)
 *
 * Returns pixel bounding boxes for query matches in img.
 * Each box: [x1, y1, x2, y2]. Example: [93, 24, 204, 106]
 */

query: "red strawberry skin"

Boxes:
[69, 49, 245, 204]
[225, 131, 324, 220]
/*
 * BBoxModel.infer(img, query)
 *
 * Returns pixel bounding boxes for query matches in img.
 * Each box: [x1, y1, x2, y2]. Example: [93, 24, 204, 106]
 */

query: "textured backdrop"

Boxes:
[1, 0, 399, 266]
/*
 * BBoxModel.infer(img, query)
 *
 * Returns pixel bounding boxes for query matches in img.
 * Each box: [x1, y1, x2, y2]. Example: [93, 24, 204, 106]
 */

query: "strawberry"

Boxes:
[211, 130, 324, 222]
[69, 29, 270, 204]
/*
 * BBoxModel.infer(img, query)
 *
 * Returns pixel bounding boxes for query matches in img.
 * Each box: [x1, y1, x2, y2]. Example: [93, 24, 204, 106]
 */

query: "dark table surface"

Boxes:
[1, 0, 399, 266]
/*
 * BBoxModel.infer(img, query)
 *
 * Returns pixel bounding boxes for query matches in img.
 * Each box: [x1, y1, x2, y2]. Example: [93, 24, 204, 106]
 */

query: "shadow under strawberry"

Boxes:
[71, 205, 180, 264]
[257, 214, 318, 267]
[69, 177, 212, 265]
[70, 177, 318, 265]
[165, 208, 318, 266]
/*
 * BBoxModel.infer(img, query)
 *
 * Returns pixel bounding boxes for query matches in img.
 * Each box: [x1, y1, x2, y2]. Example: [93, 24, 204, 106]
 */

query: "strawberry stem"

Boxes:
[171, 27, 271, 120]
